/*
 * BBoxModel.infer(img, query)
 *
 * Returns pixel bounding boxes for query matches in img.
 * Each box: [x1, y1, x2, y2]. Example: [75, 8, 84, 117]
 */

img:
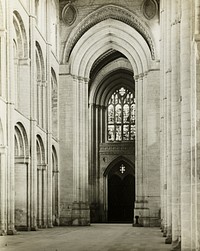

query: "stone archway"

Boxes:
[14, 122, 29, 230]
[60, 4, 160, 226]
[107, 160, 135, 223]
[102, 157, 135, 223]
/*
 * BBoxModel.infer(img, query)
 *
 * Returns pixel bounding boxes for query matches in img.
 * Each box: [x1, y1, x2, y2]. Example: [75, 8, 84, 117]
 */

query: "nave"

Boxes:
[0, 225, 171, 251]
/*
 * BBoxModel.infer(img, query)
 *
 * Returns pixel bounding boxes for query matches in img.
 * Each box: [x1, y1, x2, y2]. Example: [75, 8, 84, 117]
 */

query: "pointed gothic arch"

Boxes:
[103, 156, 135, 223]
[104, 156, 135, 177]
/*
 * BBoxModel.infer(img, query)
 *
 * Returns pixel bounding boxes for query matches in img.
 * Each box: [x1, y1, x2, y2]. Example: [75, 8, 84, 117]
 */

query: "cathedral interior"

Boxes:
[0, 0, 200, 250]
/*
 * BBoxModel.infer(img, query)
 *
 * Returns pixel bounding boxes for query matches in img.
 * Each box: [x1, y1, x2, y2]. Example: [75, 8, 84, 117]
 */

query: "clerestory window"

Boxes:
[107, 87, 135, 142]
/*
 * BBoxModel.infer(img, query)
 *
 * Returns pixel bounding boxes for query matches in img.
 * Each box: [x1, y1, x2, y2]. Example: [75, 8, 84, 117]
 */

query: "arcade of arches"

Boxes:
[0, 0, 200, 250]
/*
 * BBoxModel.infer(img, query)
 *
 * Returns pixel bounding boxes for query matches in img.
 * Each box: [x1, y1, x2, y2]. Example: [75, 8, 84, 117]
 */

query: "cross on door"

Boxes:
[120, 164, 125, 174]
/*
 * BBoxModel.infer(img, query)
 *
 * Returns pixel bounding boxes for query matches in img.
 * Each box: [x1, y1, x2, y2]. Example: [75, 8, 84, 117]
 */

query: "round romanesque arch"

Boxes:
[13, 11, 28, 59]
[14, 122, 29, 230]
[63, 4, 156, 63]
[67, 18, 151, 78]
[14, 122, 29, 157]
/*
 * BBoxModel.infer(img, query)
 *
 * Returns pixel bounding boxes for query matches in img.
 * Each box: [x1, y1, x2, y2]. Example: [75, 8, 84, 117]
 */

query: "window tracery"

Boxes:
[107, 87, 135, 142]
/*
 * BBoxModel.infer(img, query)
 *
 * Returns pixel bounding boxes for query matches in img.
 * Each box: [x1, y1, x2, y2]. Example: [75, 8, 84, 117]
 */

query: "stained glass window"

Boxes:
[107, 87, 135, 141]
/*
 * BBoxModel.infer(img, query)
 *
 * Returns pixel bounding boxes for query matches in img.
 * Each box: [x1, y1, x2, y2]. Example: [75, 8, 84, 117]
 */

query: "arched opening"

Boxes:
[52, 145, 59, 226]
[88, 55, 135, 223]
[12, 11, 28, 111]
[107, 159, 135, 223]
[14, 122, 29, 230]
[35, 42, 46, 128]
[60, 4, 160, 226]
[36, 135, 46, 228]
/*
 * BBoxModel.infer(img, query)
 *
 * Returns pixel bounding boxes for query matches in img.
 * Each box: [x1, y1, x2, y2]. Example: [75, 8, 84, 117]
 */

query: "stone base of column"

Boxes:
[90, 203, 99, 223]
[0, 229, 7, 236]
[165, 235, 172, 244]
[52, 217, 60, 226]
[15, 226, 31, 231]
[134, 201, 150, 227]
[31, 225, 38, 231]
[163, 229, 167, 237]
[47, 223, 53, 228]
[71, 201, 90, 226]
[171, 239, 181, 251]
[7, 229, 17, 235]
[160, 219, 164, 232]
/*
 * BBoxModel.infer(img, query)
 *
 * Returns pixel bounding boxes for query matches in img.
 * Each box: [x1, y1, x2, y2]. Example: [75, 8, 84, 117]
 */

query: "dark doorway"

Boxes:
[108, 162, 135, 223]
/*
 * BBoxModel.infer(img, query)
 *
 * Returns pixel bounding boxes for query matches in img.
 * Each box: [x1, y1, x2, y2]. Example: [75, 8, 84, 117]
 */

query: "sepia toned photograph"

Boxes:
[0, 0, 197, 250]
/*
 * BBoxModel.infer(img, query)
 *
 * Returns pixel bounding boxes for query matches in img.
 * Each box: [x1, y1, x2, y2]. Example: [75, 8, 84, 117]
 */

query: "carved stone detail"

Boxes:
[62, 2, 77, 26]
[142, 0, 157, 20]
[64, 5, 155, 62]
[99, 142, 135, 155]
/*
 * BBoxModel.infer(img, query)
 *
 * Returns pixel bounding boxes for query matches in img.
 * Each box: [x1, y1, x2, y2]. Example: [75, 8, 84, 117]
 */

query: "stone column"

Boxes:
[180, 1, 192, 249]
[142, 72, 148, 201]
[37, 166, 42, 227]
[29, 2, 37, 230]
[159, 0, 165, 233]
[134, 73, 149, 226]
[88, 103, 95, 217]
[71, 76, 90, 226]
[165, 0, 172, 244]
[42, 166, 47, 227]
[171, 0, 181, 249]
[192, 0, 200, 249]
[0, 29, 6, 98]
[161, 0, 170, 238]
[0, 24, 7, 235]
[95, 104, 100, 205]
[46, 2, 53, 227]
[41, 82, 46, 129]
[100, 105, 106, 143]
[0, 147, 7, 235]
[135, 74, 143, 200]
[59, 68, 74, 225]
[88, 102, 92, 205]
[89, 102, 101, 222]
[6, 0, 16, 235]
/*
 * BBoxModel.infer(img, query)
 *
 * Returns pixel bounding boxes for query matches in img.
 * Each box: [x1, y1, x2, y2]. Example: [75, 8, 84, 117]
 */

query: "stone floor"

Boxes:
[0, 224, 172, 251]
